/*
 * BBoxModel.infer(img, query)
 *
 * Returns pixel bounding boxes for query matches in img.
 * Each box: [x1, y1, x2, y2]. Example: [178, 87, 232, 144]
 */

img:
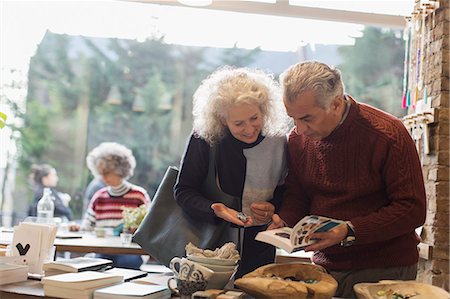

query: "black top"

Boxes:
[174, 130, 286, 278]
[174, 131, 284, 222]
[28, 187, 74, 221]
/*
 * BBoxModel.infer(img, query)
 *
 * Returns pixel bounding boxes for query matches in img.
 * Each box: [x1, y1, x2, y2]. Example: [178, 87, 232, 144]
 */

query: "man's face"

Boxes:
[283, 91, 342, 140]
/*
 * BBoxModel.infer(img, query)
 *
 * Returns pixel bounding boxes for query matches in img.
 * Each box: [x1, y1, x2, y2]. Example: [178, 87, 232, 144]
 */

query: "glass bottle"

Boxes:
[37, 187, 55, 223]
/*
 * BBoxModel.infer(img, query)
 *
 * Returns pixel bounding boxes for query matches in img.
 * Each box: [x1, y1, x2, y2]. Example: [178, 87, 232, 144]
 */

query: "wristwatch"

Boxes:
[340, 222, 355, 247]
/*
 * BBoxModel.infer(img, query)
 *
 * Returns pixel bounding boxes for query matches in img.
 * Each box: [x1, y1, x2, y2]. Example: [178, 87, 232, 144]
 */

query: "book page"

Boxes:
[291, 215, 344, 248]
[255, 215, 345, 252]
[255, 227, 294, 252]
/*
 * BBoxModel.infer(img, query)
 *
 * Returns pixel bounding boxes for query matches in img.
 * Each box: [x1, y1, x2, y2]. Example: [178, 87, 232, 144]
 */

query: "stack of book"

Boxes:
[43, 257, 113, 276]
[41, 270, 123, 299]
[94, 282, 170, 299]
[0, 263, 29, 285]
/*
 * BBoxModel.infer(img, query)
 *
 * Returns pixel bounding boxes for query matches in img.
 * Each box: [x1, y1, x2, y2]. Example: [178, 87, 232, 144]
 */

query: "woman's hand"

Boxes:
[250, 201, 275, 224]
[68, 222, 80, 232]
[268, 214, 285, 230]
[211, 203, 253, 226]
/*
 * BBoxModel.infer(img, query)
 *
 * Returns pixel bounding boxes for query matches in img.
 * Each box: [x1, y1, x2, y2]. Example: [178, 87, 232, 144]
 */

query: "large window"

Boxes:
[1, 1, 411, 226]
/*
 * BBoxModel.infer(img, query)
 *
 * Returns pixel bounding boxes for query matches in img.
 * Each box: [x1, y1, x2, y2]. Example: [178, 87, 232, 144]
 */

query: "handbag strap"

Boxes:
[200, 146, 239, 210]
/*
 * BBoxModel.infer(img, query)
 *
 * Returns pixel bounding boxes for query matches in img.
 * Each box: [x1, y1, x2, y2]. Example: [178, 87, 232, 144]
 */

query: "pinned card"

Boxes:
[11, 222, 57, 275]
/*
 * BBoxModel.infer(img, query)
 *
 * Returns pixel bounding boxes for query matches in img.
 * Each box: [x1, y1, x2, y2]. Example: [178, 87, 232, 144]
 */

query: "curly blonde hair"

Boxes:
[86, 142, 136, 179]
[192, 66, 289, 145]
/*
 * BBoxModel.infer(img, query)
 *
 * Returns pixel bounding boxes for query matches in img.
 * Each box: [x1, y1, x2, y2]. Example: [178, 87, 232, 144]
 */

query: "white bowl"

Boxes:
[195, 261, 238, 272]
[206, 270, 236, 290]
[187, 255, 238, 266]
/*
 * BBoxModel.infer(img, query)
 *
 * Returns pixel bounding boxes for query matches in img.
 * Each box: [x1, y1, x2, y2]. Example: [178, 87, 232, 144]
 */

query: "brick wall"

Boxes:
[408, 0, 449, 291]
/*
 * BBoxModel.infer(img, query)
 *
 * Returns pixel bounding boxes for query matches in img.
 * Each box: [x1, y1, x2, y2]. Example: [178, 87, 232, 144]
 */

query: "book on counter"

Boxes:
[42, 270, 123, 299]
[104, 267, 148, 282]
[55, 231, 83, 239]
[255, 215, 345, 253]
[132, 273, 173, 287]
[0, 263, 29, 285]
[43, 257, 113, 276]
[94, 282, 170, 299]
[43, 285, 99, 299]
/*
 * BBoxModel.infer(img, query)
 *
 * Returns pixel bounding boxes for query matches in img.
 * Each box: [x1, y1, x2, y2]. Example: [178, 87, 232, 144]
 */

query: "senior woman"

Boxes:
[82, 142, 150, 269]
[175, 66, 289, 278]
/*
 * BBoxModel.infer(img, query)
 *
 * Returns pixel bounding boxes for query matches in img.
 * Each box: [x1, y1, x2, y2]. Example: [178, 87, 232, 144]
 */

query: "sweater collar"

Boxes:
[321, 94, 357, 142]
[108, 180, 131, 197]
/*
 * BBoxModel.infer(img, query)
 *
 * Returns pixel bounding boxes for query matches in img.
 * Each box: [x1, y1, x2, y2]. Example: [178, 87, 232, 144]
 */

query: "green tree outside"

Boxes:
[338, 27, 406, 117]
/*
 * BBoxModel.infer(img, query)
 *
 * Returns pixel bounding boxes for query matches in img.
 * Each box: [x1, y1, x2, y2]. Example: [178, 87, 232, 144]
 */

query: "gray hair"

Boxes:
[192, 66, 289, 145]
[280, 61, 345, 108]
[86, 142, 136, 179]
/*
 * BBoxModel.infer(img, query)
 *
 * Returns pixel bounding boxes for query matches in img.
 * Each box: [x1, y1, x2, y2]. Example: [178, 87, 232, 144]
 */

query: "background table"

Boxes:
[0, 230, 146, 255]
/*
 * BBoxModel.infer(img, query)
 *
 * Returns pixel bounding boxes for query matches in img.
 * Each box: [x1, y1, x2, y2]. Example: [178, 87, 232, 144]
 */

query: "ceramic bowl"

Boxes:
[354, 280, 450, 299]
[193, 260, 238, 273]
[206, 269, 237, 290]
[187, 255, 238, 266]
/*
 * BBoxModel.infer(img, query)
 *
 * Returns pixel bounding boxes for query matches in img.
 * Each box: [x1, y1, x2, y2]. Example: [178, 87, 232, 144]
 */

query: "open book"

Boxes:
[255, 215, 345, 253]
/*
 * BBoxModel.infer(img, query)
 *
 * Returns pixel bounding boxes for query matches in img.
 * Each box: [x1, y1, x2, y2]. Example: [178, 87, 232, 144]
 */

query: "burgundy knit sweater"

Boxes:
[279, 96, 426, 270]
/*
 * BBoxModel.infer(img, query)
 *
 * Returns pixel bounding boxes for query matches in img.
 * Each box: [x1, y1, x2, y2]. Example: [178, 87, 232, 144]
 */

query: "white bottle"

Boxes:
[37, 187, 55, 223]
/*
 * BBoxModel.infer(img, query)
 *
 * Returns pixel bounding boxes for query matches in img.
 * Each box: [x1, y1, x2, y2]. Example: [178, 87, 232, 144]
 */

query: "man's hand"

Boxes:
[211, 203, 253, 226]
[268, 214, 285, 230]
[303, 223, 348, 251]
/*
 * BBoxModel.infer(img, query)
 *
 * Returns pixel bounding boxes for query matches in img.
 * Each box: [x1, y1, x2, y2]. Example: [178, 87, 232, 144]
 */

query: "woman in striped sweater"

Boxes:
[82, 142, 150, 269]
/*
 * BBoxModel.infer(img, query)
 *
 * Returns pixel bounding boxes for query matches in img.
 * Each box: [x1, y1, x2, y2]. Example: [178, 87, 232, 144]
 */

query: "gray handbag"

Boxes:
[133, 146, 239, 267]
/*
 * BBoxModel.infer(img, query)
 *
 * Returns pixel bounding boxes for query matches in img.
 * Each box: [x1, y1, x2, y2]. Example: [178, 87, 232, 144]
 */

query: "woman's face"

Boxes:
[224, 103, 263, 144]
[42, 168, 58, 187]
[101, 171, 123, 187]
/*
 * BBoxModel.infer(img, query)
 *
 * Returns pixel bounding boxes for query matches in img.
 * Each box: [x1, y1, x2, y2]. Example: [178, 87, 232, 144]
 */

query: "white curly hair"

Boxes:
[192, 66, 289, 145]
[86, 142, 136, 180]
